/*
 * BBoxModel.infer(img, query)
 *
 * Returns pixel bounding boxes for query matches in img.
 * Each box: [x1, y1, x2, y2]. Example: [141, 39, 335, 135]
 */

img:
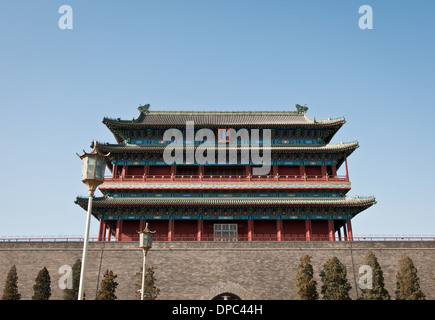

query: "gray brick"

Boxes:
[0, 241, 434, 300]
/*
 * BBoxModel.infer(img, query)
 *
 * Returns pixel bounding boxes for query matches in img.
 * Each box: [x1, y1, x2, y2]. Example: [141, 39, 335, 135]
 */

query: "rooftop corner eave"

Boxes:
[102, 119, 126, 144]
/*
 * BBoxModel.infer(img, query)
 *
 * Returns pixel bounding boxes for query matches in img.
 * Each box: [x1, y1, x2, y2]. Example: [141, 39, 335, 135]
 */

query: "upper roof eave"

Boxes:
[95, 141, 359, 153]
[102, 115, 346, 128]
[75, 195, 376, 207]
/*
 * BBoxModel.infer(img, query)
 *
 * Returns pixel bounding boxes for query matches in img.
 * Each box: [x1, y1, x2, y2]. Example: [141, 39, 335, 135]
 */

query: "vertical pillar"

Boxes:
[332, 165, 337, 178]
[305, 219, 312, 241]
[272, 164, 278, 176]
[346, 219, 353, 241]
[139, 219, 145, 231]
[168, 219, 174, 241]
[248, 219, 254, 241]
[299, 164, 305, 178]
[102, 220, 107, 242]
[112, 164, 117, 178]
[107, 226, 112, 242]
[343, 223, 348, 241]
[321, 165, 327, 177]
[344, 153, 349, 182]
[246, 165, 251, 180]
[277, 219, 283, 241]
[115, 220, 123, 241]
[98, 219, 104, 241]
[337, 227, 342, 241]
[328, 219, 335, 241]
[122, 165, 127, 178]
[197, 219, 203, 241]
[199, 165, 204, 181]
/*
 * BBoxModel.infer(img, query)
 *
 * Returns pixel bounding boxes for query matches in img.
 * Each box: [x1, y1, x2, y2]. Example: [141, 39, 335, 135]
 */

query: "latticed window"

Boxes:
[214, 224, 238, 241]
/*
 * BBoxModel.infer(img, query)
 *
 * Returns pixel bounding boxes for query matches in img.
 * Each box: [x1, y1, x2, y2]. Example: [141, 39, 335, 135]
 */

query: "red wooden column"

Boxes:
[197, 219, 203, 241]
[344, 153, 349, 182]
[139, 219, 145, 232]
[171, 164, 176, 181]
[116, 220, 123, 241]
[321, 165, 327, 177]
[331, 165, 337, 178]
[328, 219, 335, 241]
[343, 223, 348, 241]
[112, 164, 117, 178]
[168, 219, 174, 241]
[248, 219, 254, 241]
[305, 219, 312, 241]
[299, 164, 306, 178]
[98, 219, 104, 241]
[276, 219, 283, 241]
[199, 165, 204, 181]
[272, 164, 278, 177]
[346, 219, 353, 241]
[102, 221, 107, 242]
[107, 226, 112, 241]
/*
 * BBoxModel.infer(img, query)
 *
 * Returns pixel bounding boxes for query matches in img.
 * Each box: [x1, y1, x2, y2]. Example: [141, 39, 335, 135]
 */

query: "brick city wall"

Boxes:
[0, 241, 434, 300]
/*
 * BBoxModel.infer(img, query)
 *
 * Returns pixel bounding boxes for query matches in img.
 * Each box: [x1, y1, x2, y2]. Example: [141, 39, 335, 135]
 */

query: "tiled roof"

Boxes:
[103, 110, 345, 127]
[95, 141, 359, 152]
[76, 196, 375, 207]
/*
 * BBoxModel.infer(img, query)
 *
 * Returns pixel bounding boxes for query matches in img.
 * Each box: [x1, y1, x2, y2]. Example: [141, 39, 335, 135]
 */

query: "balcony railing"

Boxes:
[103, 174, 349, 183]
[1, 234, 434, 242]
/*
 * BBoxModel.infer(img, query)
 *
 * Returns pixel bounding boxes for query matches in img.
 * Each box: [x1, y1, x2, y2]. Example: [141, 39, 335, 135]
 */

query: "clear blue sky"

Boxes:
[0, 0, 434, 237]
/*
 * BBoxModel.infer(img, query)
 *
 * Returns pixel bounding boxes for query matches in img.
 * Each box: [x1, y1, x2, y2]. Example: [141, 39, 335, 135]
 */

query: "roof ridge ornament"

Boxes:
[138, 104, 150, 115]
[295, 104, 308, 114]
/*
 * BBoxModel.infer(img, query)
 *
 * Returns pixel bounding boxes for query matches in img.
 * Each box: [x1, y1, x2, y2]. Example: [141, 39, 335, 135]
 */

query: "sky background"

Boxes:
[0, 0, 434, 238]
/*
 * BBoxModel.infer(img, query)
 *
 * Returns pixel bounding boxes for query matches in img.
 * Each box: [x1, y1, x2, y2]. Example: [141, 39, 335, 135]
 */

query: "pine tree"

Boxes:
[395, 255, 425, 300]
[95, 270, 118, 300]
[32, 267, 51, 300]
[63, 259, 82, 300]
[1, 265, 21, 300]
[359, 250, 390, 300]
[294, 254, 318, 300]
[320, 256, 352, 300]
[135, 265, 160, 300]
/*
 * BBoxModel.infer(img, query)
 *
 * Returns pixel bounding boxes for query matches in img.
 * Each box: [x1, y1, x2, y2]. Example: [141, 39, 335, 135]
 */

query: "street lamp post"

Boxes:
[77, 141, 109, 300]
[138, 223, 156, 300]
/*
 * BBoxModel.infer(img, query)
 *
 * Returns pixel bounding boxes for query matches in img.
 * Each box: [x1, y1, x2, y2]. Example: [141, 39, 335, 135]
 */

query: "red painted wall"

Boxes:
[283, 220, 305, 240]
[149, 166, 171, 176]
[305, 166, 322, 176]
[117, 219, 331, 241]
[120, 219, 169, 241]
[253, 220, 276, 237]
[120, 220, 139, 241]
[174, 220, 197, 236]
[311, 220, 329, 240]
[278, 166, 300, 176]
[147, 220, 169, 241]
[127, 166, 144, 175]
